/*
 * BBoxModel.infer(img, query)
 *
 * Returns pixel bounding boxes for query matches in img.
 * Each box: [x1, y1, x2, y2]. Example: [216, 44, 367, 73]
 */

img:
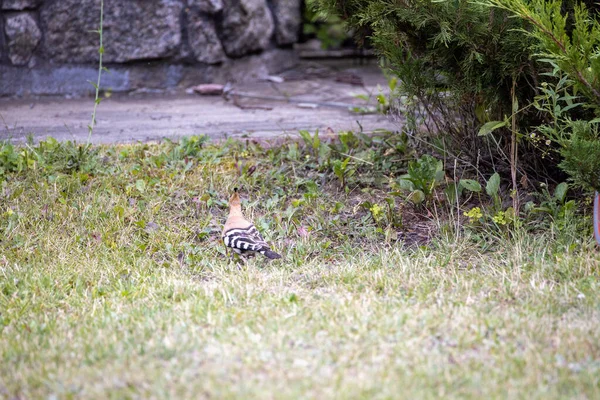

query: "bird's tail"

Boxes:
[259, 248, 282, 259]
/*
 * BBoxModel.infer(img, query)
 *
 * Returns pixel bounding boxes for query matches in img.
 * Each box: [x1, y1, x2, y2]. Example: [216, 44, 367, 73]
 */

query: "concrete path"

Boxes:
[0, 62, 400, 144]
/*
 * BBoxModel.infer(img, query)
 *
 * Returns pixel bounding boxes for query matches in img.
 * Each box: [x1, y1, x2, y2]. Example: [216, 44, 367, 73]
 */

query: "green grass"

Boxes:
[1, 136, 599, 399]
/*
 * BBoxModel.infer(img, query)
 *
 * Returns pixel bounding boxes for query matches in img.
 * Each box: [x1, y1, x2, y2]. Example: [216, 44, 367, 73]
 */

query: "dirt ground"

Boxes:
[0, 61, 400, 144]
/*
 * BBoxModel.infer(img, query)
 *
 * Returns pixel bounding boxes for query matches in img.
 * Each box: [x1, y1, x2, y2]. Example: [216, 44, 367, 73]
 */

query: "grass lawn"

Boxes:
[1, 135, 599, 399]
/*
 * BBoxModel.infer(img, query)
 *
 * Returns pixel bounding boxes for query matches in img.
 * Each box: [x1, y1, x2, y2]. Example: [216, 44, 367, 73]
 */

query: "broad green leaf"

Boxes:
[460, 179, 482, 192]
[398, 177, 415, 191]
[407, 190, 425, 204]
[312, 129, 320, 151]
[554, 182, 568, 203]
[298, 130, 312, 147]
[478, 120, 507, 136]
[359, 201, 373, 210]
[341, 157, 350, 170]
[561, 103, 582, 113]
[434, 167, 445, 183]
[486, 172, 500, 197]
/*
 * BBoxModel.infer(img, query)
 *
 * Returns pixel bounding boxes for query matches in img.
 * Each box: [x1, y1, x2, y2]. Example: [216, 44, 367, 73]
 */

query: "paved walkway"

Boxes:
[0, 62, 400, 144]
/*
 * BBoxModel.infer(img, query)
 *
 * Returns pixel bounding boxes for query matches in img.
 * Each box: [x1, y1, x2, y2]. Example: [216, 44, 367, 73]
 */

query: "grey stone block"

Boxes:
[0, 65, 33, 96]
[186, 8, 226, 64]
[127, 64, 186, 90]
[40, 0, 183, 63]
[0, 14, 4, 62]
[30, 66, 130, 95]
[220, 0, 274, 57]
[0, 0, 306, 97]
[4, 12, 41, 65]
[271, 0, 301, 46]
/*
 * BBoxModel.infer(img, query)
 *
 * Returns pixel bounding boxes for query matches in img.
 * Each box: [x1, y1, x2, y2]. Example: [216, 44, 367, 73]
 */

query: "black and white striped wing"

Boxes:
[223, 225, 268, 255]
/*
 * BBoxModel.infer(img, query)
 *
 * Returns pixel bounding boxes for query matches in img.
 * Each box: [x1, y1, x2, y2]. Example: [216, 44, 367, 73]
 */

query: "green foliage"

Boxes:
[461, 171, 523, 239]
[166, 135, 208, 160]
[34, 139, 100, 174]
[0, 143, 27, 177]
[399, 155, 444, 203]
[298, 129, 332, 168]
[526, 69, 600, 191]
[486, 172, 502, 209]
[303, 1, 351, 49]
[311, 0, 536, 161]
[0, 132, 589, 257]
[0, 139, 101, 180]
[524, 182, 579, 247]
[531, 71, 584, 149]
[0, 135, 209, 184]
[559, 121, 600, 191]
[464, 203, 517, 234]
[478, 120, 509, 137]
[313, 0, 600, 190]
[484, 0, 600, 192]
[351, 77, 397, 115]
[445, 178, 482, 205]
[331, 157, 355, 190]
[527, 182, 575, 220]
[294, 129, 410, 192]
[487, 0, 600, 109]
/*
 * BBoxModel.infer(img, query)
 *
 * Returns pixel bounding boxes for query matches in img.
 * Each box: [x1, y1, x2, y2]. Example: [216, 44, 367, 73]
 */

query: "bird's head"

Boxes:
[229, 187, 241, 208]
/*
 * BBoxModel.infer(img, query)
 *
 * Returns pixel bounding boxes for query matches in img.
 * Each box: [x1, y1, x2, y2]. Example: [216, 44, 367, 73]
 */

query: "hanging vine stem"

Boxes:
[88, 0, 104, 144]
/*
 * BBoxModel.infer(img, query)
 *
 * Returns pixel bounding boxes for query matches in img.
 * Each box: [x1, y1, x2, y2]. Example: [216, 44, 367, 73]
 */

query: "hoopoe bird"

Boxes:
[222, 188, 282, 260]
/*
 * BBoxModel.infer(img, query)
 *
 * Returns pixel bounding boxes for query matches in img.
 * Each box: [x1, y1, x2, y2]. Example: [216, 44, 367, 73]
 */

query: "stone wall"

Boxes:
[0, 0, 302, 96]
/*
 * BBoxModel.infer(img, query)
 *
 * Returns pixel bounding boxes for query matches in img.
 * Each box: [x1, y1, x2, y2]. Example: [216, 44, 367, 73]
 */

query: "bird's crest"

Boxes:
[229, 187, 241, 207]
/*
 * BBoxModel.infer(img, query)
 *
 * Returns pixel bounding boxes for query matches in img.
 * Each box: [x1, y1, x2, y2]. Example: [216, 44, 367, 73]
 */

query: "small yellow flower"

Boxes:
[464, 207, 483, 223]
[492, 211, 507, 225]
[370, 203, 383, 221]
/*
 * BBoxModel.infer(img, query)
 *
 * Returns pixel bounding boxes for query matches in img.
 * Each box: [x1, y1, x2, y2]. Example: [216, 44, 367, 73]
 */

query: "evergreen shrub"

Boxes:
[310, 0, 600, 191]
